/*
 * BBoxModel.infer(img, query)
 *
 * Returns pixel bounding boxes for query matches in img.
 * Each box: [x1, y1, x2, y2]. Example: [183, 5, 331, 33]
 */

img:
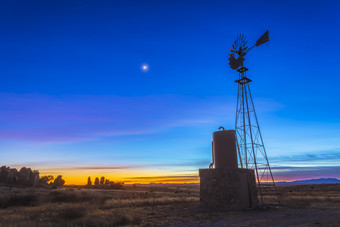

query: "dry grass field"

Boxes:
[0, 184, 339, 226]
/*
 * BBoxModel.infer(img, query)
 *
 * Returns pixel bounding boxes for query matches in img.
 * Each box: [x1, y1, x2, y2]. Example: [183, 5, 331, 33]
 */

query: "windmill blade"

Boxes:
[255, 30, 269, 46]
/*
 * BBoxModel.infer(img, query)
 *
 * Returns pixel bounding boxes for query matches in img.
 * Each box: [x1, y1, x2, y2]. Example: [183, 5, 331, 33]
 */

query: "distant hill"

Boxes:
[133, 182, 200, 187]
[277, 178, 340, 185]
[133, 178, 340, 186]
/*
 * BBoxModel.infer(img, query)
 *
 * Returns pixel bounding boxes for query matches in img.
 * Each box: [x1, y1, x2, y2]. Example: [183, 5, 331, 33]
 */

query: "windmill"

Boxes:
[228, 31, 280, 206]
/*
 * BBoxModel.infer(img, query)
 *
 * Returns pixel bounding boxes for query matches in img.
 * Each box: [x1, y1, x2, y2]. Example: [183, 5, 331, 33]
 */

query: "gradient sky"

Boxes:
[1, 0, 340, 184]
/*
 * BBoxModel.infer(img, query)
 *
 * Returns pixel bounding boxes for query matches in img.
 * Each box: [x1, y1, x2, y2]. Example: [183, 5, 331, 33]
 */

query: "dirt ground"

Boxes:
[0, 184, 339, 226]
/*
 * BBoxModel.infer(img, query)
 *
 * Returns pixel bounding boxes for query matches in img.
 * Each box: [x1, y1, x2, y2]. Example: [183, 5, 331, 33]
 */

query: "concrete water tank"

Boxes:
[212, 129, 238, 169]
[200, 128, 258, 209]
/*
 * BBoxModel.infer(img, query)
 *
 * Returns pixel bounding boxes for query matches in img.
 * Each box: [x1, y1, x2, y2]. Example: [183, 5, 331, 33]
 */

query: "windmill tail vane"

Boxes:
[245, 30, 269, 53]
[256, 30, 269, 46]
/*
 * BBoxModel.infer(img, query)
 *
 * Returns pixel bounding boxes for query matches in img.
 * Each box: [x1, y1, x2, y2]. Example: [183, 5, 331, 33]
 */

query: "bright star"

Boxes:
[141, 64, 149, 72]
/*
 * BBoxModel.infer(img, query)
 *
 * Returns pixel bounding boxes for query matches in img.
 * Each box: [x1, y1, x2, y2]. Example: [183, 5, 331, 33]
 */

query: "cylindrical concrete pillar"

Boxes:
[213, 129, 238, 169]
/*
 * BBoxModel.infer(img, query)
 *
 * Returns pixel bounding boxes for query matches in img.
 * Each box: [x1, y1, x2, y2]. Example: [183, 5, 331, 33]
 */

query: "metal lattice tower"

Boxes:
[228, 31, 280, 207]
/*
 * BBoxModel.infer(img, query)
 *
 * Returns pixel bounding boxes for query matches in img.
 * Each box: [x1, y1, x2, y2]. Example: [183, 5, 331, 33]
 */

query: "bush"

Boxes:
[48, 191, 110, 204]
[49, 191, 86, 203]
[0, 193, 39, 208]
[58, 206, 86, 220]
[53, 175, 65, 187]
[113, 214, 141, 226]
[39, 175, 54, 185]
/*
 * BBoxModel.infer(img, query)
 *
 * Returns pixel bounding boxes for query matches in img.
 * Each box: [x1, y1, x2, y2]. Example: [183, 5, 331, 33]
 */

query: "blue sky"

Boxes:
[0, 0, 339, 183]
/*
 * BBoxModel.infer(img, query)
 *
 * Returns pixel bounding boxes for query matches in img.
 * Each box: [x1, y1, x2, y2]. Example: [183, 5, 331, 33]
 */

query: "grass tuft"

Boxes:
[57, 206, 86, 220]
[0, 193, 39, 208]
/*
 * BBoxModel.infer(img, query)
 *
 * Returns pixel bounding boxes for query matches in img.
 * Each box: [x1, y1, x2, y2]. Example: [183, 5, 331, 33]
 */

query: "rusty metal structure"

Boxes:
[228, 31, 280, 207]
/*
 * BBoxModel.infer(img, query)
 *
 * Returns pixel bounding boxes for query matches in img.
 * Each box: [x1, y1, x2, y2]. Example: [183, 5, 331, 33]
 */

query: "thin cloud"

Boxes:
[64, 166, 135, 170]
[125, 175, 200, 183]
[0, 93, 283, 144]
[128, 175, 197, 179]
[8, 160, 208, 172]
[269, 149, 340, 165]
[156, 178, 199, 183]
[271, 166, 340, 181]
[0, 93, 230, 143]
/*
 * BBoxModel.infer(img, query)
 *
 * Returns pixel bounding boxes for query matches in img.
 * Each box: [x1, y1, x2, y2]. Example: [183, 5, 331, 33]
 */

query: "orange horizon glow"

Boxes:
[9, 165, 331, 185]
[59, 175, 201, 185]
[37, 168, 200, 185]
[37, 170, 298, 185]
[60, 176, 296, 185]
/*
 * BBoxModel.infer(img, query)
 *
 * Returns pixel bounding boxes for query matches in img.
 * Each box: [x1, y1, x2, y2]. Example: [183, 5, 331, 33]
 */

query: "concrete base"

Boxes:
[199, 168, 258, 210]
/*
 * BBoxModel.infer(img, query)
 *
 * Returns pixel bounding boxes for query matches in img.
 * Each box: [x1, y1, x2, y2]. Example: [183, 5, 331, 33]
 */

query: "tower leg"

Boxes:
[235, 68, 280, 207]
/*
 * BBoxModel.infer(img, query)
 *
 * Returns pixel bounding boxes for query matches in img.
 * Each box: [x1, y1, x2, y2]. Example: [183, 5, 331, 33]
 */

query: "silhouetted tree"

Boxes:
[94, 177, 99, 185]
[87, 176, 92, 185]
[105, 179, 110, 184]
[110, 181, 124, 189]
[100, 176, 105, 185]
[53, 175, 65, 187]
[40, 175, 54, 185]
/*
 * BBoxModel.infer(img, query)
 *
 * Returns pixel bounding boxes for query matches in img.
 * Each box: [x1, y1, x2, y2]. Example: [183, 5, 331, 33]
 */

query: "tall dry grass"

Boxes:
[0, 185, 200, 226]
[0, 184, 339, 226]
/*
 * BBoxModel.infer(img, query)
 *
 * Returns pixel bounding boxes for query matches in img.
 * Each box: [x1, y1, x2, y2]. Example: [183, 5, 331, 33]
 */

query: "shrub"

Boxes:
[58, 206, 86, 220]
[113, 213, 141, 226]
[39, 175, 54, 185]
[0, 193, 39, 208]
[53, 175, 65, 187]
[48, 191, 110, 204]
[49, 191, 82, 203]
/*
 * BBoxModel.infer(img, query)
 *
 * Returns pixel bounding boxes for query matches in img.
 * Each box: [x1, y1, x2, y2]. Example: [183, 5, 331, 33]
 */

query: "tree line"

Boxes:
[0, 165, 65, 188]
[86, 176, 123, 189]
[40, 175, 65, 188]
